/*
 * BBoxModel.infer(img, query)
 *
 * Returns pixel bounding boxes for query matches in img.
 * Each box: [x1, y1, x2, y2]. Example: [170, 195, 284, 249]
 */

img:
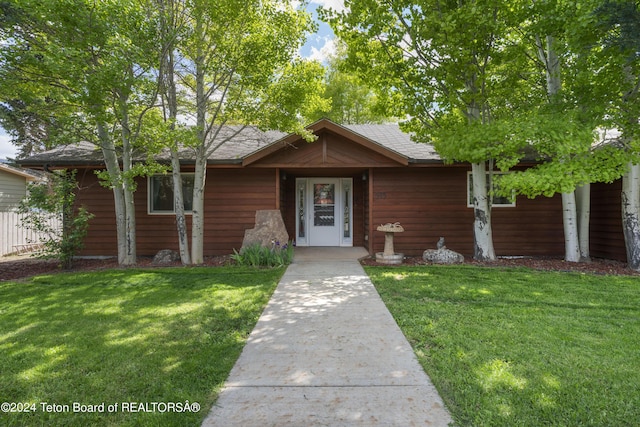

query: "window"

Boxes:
[467, 171, 515, 208]
[149, 174, 194, 214]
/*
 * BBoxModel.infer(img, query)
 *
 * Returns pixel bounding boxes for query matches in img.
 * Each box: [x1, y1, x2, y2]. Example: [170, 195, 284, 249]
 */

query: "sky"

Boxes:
[299, 0, 345, 63]
[0, 0, 345, 161]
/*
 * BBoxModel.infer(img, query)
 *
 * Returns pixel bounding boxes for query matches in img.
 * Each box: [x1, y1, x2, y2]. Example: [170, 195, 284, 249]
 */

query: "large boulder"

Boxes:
[423, 248, 465, 264]
[423, 237, 464, 264]
[241, 210, 289, 251]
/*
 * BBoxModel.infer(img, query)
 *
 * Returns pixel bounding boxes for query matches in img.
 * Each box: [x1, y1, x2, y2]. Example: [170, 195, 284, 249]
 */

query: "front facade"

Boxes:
[19, 119, 627, 261]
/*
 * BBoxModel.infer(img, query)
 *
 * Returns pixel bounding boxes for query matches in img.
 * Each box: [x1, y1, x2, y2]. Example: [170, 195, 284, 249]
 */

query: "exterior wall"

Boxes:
[363, 172, 371, 253]
[76, 168, 278, 257]
[0, 169, 28, 212]
[281, 175, 296, 242]
[74, 165, 624, 261]
[369, 167, 565, 257]
[590, 180, 625, 261]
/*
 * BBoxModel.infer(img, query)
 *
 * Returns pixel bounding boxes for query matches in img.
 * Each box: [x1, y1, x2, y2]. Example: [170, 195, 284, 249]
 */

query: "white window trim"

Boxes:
[147, 173, 195, 215]
[467, 171, 516, 208]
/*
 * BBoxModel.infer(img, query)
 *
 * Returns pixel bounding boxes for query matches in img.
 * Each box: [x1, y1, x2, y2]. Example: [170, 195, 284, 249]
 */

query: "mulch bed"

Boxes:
[361, 255, 640, 276]
[0, 255, 232, 282]
[1, 254, 638, 282]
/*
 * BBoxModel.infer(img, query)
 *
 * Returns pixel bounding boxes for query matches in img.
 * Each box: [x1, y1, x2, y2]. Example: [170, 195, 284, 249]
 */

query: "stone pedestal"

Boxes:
[382, 232, 395, 256]
[375, 222, 404, 265]
[375, 252, 405, 265]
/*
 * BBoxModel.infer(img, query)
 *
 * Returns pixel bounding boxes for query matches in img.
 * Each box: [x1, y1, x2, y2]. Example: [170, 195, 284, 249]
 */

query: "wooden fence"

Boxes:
[0, 211, 62, 256]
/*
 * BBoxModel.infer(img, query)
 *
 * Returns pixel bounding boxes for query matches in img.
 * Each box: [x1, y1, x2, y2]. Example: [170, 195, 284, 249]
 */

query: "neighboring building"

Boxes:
[0, 163, 50, 255]
[0, 163, 39, 212]
[18, 119, 626, 261]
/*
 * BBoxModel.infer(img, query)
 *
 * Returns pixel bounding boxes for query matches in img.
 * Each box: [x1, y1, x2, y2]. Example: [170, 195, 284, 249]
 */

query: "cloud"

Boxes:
[299, 1, 343, 64]
[308, 37, 337, 63]
[311, 0, 346, 13]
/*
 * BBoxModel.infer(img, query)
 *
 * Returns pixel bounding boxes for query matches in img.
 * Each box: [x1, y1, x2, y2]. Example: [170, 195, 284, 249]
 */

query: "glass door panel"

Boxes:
[313, 183, 335, 226]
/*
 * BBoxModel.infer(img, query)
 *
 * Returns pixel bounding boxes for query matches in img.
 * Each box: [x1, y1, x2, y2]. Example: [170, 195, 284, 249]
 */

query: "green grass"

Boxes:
[365, 265, 640, 426]
[0, 266, 283, 426]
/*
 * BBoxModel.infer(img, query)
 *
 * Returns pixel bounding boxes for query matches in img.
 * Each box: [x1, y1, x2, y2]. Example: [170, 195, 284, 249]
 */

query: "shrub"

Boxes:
[18, 169, 94, 269]
[231, 240, 294, 267]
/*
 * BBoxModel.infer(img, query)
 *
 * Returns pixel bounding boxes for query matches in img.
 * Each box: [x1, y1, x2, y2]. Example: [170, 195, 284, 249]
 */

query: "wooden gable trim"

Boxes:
[242, 119, 409, 167]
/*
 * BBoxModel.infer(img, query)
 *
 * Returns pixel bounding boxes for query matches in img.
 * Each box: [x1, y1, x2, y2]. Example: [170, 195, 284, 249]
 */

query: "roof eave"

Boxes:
[408, 158, 444, 164]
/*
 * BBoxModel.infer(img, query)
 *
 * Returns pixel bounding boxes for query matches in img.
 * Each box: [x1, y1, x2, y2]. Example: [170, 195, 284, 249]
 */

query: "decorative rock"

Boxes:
[152, 249, 180, 265]
[241, 210, 289, 251]
[423, 248, 465, 264]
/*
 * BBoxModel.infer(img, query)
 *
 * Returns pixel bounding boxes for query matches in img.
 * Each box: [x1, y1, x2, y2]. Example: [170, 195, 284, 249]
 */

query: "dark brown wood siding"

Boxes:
[249, 130, 404, 168]
[590, 180, 625, 261]
[75, 165, 616, 260]
[74, 169, 119, 256]
[76, 168, 278, 257]
[369, 167, 565, 257]
[281, 175, 296, 241]
[363, 170, 371, 253]
[353, 175, 366, 248]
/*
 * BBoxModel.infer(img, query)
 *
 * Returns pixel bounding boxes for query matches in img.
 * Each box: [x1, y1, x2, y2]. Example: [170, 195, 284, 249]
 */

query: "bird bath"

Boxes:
[376, 222, 404, 264]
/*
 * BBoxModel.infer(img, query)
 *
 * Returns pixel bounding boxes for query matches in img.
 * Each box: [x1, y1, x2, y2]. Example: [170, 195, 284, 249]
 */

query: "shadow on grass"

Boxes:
[0, 267, 282, 426]
[366, 265, 640, 426]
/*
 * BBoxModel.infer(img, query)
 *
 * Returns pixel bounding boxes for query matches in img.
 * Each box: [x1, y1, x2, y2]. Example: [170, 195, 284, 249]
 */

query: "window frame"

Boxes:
[467, 171, 516, 208]
[148, 173, 195, 215]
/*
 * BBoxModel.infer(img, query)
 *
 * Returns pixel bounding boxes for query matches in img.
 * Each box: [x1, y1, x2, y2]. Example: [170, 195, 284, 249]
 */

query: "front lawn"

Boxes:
[0, 266, 282, 426]
[365, 265, 640, 426]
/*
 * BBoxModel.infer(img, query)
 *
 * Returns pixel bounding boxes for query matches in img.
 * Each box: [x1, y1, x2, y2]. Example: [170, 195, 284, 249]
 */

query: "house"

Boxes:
[0, 163, 47, 255]
[0, 163, 39, 210]
[18, 119, 626, 261]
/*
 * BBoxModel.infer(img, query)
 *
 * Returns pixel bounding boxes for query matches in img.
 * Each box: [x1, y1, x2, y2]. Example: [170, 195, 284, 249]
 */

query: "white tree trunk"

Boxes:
[119, 102, 137, 265]
[471, 161, 496, 261]
[171, 153, 191, 265]
[122, 184, 137, 264]
[189, 16, 208, 266]
[97, 122, 136, 265]
[538, 34, 585, 263]
[190, 154, 207, 264]
[622, 162, 640, 270]
[575, 183, 590, 261]
[561, 192, 581, 262]
[159, 5, 191, 265]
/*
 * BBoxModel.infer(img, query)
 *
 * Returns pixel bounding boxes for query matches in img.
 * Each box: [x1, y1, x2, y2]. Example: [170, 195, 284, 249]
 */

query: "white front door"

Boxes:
[296, 178, 353, 247]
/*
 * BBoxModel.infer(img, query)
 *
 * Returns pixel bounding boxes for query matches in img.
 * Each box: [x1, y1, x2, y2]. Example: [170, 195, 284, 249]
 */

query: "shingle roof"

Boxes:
[342, 123, 439, 161]
[18, 121, 442, 166]
[19, 141, 104, 165]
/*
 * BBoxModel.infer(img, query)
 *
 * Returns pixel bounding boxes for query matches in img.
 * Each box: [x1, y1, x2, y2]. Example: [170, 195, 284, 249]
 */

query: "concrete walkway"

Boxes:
[202, 247, 452, 426]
